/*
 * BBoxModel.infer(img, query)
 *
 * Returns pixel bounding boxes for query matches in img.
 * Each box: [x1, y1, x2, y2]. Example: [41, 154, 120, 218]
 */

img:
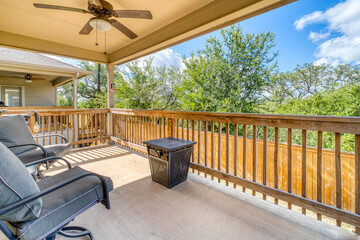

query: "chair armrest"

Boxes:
[33, 134, 68, 143]
[25, 156, 71, 170]
[0, 171, 111, 217]
[7, 143, 48, 158]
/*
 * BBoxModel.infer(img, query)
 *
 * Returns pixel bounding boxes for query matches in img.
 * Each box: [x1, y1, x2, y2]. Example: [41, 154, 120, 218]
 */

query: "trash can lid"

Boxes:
[143, 137, 196, 151]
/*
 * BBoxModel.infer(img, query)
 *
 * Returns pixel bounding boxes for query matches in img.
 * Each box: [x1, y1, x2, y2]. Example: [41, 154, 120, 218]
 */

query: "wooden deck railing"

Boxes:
[1, 107, 360, 234]
[110, 108, 360, 234]
[0, 108, 110, 147]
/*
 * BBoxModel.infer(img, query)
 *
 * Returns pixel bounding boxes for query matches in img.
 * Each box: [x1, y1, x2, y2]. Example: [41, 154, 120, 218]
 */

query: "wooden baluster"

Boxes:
[90, 114, 94, 142]
[192, 120, 195, 173]
[355, 134, 360, 234]
[243, 125, 247, 192]
[147, 117, 150, 141]
[154, 117, 158, 139]
[154, 117, 156, 139]
[72, 115, 75, 144]
[86, 114, 89, 143]
[274, 127, 279, 204]
[81, 114, 85, 145]
[131, 116, 134, 143]
[177, 119, 179, 138]
[263, 126, 268, 200]
[302, 130, 307, 215]
[182, 119, 185, 139]
[198, 120, 201, 175]
[48, 116, 51, 145]
[317, 131, 323, 220]
[252, 125, 257, 196]
[95, 113, 99, 138]
[163, 118, 166, 138]
[218, 122, 222, 183]
[159, 117, 162, 139]
[288, 128, 292, 209]
[140, 116, 143, 144]
[234, 124, 238, 189]
[204, 121, 208, 178]
[54, 115, 58, 144]
[42, 116, 45, 145]
[225, 123, 230, 186]
[211, 122, 215, 180]
[123, 115, 126, 141]
[99, 113, 103, 138]
[187, 119, 190, 140]
[335, 132, 341, 226]
[76, 114, 80, 145]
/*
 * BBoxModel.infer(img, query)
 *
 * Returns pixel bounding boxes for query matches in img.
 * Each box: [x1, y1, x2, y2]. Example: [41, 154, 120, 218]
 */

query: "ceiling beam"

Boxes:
[109, 0, 296, 65]
[0, 31, 109, 63]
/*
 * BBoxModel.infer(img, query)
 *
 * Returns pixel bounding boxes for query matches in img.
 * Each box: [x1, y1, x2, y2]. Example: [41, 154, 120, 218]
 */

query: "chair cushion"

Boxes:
[0, 143, 42, 222]
[17, 143, 72, 165]
[0, 115, 36, 155]
[6, 166, 113, 240]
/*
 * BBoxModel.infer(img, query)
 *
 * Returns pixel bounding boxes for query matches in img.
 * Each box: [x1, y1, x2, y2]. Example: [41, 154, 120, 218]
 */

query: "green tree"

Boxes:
[114, 58, 182, 110]
[261, 63, 360, 112]
[57, 61, 114, 108]
[177, 25, 278, 113]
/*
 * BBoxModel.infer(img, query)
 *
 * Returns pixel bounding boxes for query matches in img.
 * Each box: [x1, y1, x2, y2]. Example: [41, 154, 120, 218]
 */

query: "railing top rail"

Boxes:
[110, 108, 360, 134]
[1, 108, 110, 116]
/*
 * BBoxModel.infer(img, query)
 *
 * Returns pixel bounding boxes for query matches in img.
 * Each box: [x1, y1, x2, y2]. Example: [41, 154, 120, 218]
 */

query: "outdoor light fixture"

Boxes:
[25, 79, 32, 83]
[90, 18, 112, 32]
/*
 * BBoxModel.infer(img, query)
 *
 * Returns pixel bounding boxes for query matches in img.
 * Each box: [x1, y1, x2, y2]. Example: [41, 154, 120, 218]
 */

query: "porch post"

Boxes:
[106, 64, 115, 138]
[72, 74, 78, 109]
[73, 74, 78, 142]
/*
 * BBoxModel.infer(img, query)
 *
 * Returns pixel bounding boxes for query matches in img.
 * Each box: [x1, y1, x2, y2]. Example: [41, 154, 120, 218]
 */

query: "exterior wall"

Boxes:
[0, 78, 56, 107]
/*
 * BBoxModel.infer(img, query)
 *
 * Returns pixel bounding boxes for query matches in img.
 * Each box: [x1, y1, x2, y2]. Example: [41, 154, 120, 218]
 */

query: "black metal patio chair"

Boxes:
[0, 114, 72, 176]
[0, 142, 113, 240]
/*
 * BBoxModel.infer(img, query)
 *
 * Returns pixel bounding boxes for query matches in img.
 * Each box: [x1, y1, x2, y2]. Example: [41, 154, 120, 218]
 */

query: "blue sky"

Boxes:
[53, 0, 360, 73]
[170, 0, 343, 72]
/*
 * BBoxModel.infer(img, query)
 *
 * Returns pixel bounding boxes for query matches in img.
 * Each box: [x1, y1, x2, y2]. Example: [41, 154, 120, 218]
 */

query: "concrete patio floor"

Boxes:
[2, 144, 359, 240]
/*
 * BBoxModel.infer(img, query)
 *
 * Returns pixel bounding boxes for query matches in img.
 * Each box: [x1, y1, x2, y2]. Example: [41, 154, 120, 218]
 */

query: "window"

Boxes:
[1, 87, 22, 107]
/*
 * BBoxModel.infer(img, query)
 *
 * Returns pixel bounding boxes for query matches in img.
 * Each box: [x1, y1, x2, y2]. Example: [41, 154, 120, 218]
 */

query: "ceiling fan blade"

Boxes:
[109, 19, 137, 39]
[114, 10, 152, 19]
[79, 20, 93, 35]
[88, 0, 103, 7]
[10, 76, 24, 79]
[33, 3, 89, 13]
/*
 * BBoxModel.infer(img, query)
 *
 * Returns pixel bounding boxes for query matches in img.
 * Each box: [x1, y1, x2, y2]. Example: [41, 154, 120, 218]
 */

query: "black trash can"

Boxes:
[144, 137, 196, 188]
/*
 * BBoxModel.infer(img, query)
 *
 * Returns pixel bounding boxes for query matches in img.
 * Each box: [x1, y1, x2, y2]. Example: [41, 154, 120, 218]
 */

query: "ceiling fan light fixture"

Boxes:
[90, 18, 112, 32]
[25, 79, 32, 83]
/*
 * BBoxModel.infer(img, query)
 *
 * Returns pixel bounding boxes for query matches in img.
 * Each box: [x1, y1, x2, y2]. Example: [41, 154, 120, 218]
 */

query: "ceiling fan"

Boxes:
[33, 0, 153, 39]
[11, 74, 46, 83]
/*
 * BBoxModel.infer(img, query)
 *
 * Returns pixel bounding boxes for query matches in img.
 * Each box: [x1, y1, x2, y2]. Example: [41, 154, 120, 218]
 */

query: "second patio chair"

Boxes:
[0, 114, 72, 176]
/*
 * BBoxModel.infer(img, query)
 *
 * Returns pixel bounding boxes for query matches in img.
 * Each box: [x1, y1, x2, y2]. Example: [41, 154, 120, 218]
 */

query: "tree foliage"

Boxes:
[177, 25, 278, 113]
[57, 61, 113, 108]
[114, 58, 182, 110]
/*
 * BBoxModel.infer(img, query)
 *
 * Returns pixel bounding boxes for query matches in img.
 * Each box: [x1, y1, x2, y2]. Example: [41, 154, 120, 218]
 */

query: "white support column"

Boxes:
[106, 64, 115, 108]
[73, 74, 78, 143]
[73, 74, 78, 109]
[106, 64, 115, 138]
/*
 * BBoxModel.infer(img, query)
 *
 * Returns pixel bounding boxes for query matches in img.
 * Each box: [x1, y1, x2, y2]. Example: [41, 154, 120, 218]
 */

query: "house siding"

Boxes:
[0, 78, 56, 107]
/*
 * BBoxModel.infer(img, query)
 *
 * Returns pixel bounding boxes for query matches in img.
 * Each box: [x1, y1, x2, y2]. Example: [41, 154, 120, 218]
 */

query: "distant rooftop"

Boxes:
[0, 47, 88, 73]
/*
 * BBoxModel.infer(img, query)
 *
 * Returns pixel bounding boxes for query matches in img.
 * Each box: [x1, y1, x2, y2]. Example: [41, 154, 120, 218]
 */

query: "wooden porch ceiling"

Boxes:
[33, 145, 358, 240]
[0, 0, 296, 65]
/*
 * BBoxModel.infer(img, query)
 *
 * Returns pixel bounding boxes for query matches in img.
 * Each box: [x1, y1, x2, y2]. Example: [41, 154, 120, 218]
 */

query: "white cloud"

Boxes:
[294, 11, 325, 30]
[309, 31, 330, 43]
[294, 0, 360, 65]
[133, 48, 185, 70]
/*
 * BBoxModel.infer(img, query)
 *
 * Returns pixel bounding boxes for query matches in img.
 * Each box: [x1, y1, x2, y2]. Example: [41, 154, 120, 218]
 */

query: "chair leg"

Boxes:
[58, 226, 93, 240]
